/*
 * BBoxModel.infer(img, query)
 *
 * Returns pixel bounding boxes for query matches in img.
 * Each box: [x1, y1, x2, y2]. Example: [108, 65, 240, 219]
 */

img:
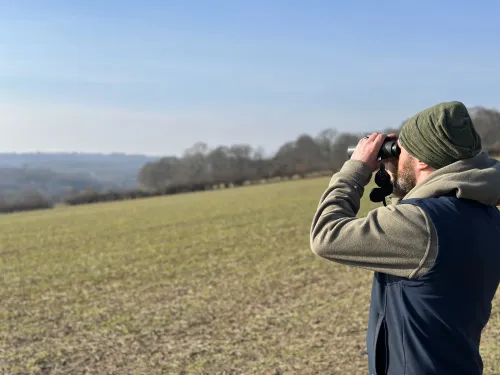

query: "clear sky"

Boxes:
[1, 0, 499, 156]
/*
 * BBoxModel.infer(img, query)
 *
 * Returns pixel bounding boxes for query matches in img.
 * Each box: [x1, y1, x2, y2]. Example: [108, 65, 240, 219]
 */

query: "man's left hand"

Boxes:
[350, 133, 388, 171]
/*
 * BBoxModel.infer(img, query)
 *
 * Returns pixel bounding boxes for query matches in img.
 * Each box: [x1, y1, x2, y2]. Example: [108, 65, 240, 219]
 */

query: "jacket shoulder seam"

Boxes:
[407, 204, 435, 279]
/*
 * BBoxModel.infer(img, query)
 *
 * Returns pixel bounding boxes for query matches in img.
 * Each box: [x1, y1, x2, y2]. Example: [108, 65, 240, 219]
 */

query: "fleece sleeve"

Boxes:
[310, 159, 437, 279]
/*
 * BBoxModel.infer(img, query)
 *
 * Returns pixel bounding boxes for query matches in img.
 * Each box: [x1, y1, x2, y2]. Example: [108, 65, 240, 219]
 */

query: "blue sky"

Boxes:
[1, 0, 499, 156]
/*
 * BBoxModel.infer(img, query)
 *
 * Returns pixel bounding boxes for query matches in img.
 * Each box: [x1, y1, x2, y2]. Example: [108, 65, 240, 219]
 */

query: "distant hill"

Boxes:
[0, 153, 160, 201]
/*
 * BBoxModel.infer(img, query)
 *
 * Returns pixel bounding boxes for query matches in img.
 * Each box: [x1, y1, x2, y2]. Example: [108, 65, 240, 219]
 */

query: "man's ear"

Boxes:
[415, 159, 434, 172]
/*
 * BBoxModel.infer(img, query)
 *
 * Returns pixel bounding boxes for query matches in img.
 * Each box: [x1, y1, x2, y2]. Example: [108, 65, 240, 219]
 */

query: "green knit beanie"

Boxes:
[399, 101, 482, 169]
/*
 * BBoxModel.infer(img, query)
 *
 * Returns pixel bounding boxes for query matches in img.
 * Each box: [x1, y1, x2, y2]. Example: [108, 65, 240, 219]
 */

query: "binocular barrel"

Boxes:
[347, 147, 357, 158]
[346, 138, 401, 160]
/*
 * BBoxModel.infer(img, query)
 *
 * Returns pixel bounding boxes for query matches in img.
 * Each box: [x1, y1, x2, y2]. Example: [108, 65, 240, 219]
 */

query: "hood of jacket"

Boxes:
[398, 152, 500, 206]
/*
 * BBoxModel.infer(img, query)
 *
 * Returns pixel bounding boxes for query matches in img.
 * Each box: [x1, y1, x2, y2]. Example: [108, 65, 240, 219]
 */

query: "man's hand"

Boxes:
[350, 133, 388, 171]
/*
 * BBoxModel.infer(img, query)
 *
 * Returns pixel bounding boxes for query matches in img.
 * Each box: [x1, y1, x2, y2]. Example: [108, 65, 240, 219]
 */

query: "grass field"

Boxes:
[1, 177, 499, 374]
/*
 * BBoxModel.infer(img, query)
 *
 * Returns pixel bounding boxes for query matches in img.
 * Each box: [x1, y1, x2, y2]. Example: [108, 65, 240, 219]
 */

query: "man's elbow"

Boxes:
[310, 214, 351, 250]
[310, 219, 350, 260]
[310, 234, 337, 259]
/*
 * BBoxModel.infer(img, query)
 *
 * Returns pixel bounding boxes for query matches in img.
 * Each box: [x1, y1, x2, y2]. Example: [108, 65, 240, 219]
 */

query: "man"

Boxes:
[310, 101, 500, 375]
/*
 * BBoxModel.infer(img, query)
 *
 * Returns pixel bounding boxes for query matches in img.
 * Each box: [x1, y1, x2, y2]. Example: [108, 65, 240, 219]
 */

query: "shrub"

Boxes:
[0, 191, 54, 214]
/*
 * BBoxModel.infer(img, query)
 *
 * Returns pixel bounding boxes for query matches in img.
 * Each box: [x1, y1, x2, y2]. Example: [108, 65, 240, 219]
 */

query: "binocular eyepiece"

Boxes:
[347, 136, 401, 160]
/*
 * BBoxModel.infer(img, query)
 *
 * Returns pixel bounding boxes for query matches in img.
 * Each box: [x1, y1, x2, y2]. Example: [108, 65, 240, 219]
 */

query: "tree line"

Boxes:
[133, 105, 500, 193]
[136, 129, 368, 190]
[2, 105, 499, 213]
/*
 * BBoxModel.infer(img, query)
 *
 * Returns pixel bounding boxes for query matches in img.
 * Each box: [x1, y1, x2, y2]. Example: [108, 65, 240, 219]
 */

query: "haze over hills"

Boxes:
[0, 152, 161, 201]
[0, 152, 159, 178]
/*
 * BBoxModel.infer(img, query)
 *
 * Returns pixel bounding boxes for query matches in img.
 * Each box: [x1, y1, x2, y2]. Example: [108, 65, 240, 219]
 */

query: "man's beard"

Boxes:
[392, 157, 417, 198]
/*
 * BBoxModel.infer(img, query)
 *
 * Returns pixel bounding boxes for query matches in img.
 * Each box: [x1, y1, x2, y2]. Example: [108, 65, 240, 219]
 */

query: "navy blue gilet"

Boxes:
[366, 196, 500, 375]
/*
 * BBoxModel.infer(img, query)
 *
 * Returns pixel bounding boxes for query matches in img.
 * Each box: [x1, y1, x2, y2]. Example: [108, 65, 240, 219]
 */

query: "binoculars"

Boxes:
[347, 136, 401, 160]
[346, 135, 401, 206]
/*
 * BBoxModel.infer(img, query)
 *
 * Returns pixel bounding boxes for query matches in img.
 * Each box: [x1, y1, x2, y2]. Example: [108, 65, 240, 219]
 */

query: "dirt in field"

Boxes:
[0, 178, 499, 374]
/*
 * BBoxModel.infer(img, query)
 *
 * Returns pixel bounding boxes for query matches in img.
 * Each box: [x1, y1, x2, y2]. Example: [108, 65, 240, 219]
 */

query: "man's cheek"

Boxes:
[383, 158, 398, 175]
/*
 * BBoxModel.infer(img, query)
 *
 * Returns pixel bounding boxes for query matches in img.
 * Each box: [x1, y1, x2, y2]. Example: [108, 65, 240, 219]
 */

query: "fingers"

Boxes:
[360, 133, 381, 144]
[364, 133, 389, 142]
[351, 133, 388, 171]
[359, 133, 373, 145]
[367, 133, 387, 148]
[358, 133, 387, 157]
[376, 133, 387, 145]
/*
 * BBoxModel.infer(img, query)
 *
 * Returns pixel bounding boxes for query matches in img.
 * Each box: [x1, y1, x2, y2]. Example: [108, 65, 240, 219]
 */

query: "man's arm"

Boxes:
[310, 159, 437, 279]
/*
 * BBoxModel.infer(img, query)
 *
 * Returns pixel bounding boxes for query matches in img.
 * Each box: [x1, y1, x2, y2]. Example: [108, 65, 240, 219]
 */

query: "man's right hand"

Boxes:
[350, 133, 388, 171]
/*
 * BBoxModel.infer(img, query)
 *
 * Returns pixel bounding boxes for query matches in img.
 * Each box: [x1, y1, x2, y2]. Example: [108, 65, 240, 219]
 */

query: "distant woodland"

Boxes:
[1, 105, 499, 213]
[137, 105, 500, 191]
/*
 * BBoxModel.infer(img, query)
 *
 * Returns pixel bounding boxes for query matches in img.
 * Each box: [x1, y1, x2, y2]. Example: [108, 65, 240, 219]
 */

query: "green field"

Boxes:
[1, 177, 499, 374]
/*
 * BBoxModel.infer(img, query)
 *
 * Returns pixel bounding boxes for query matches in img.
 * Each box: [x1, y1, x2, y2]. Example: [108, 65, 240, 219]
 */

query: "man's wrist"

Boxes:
[337, 159, 374, 187]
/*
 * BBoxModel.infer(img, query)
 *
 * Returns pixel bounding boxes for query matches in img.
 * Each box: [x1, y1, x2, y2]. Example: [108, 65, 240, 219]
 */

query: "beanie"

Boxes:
[399, 101, 482, 169]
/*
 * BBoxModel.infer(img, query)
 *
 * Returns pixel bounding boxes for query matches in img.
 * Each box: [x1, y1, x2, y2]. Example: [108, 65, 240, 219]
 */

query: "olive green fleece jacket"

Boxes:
[310, 152, 500, 278]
